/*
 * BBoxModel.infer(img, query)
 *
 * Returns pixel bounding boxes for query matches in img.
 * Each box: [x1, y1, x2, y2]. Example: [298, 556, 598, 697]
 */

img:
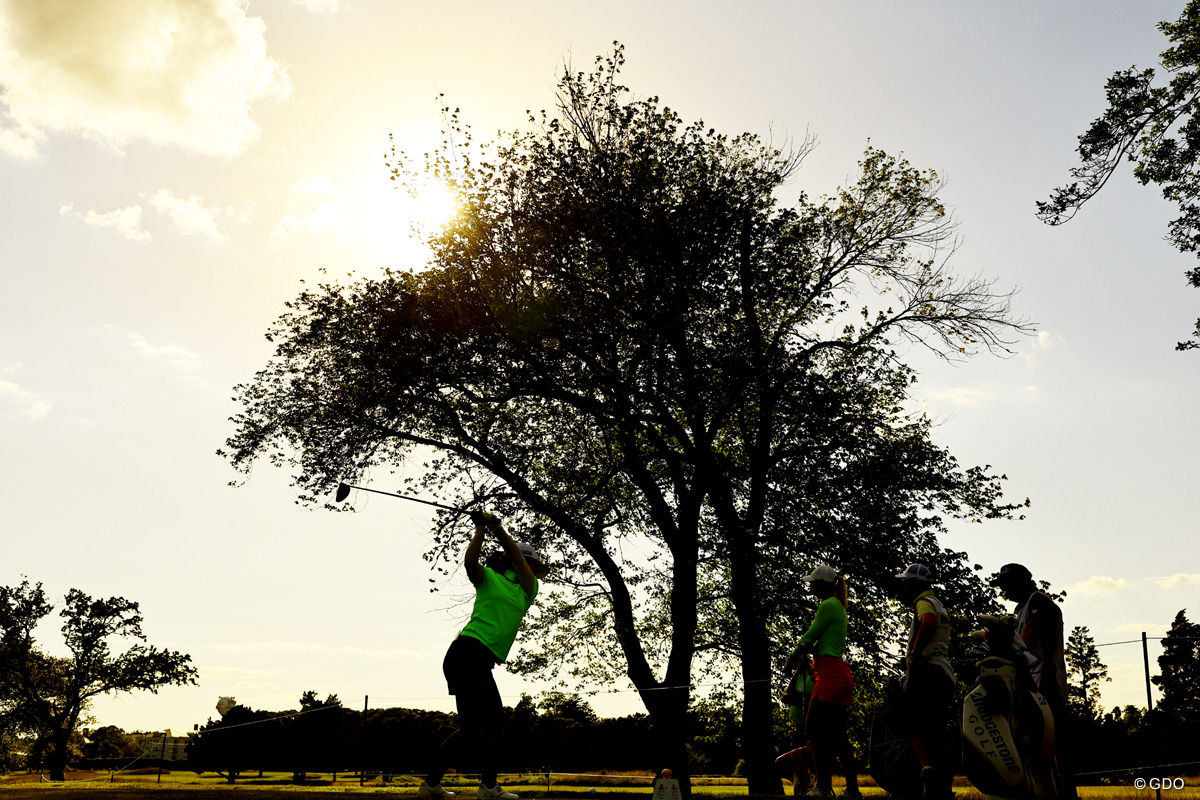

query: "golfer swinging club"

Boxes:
[420, 511, 548, 800]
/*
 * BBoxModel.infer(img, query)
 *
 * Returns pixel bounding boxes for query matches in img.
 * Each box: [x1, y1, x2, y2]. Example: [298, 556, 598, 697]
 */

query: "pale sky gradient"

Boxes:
[2, 0, 1196, 732]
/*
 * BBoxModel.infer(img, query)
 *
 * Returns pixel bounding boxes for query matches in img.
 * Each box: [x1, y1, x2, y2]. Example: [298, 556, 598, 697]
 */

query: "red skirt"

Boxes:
[812, 655, 854, 705]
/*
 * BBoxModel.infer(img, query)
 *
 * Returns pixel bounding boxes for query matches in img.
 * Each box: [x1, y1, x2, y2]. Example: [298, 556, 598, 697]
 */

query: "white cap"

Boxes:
[895, 563, 932, 582]
[516, 541, 543, 567]
[801, 564, 838, 583]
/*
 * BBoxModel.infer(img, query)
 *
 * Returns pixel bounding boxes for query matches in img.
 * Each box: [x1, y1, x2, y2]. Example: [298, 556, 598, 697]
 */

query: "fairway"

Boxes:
[3, 771, 1198, 800]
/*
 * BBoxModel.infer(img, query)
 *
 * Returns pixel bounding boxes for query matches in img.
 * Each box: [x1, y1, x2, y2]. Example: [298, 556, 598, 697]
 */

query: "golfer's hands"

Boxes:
[469, 510, 501, 528]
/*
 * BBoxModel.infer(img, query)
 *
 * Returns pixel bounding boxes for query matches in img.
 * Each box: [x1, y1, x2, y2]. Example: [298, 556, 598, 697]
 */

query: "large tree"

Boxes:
[222, 46, 1027, 793]
[0, 580, 197, 781]
[1038, 0, 1200, 350]
[1152, 609, 1200, 723]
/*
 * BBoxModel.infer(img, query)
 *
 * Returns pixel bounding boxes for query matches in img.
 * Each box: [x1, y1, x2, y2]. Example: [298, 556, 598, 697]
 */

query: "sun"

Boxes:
[357, 175, 461, 269]
[411, 181, 458, 230]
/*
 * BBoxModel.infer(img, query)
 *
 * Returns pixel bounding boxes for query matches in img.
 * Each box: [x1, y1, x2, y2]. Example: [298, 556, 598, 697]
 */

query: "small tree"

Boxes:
[0, 580, 197, 781]
[1064, 625, 1110, 717]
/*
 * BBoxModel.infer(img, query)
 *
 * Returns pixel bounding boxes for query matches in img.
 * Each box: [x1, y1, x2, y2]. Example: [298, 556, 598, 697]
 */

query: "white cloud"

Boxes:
[925, 386, 998, 408]
[211, 641, 324, 653]
[1065, 575, 1133, 598]
[0, 0, 290, 159]
[272, 198, 356, 245]
[147, 189, 228, 243]
[127, 332, 201, 373]
[60, 202, 151, 242]
[1158, 573, 1200, 590]
[295, 174, 338, 195]
[1034, 330, 1061, 349]
[62, 190, 234, 243]
[0, 378, 51, 420]
[292, 0, 340, 12]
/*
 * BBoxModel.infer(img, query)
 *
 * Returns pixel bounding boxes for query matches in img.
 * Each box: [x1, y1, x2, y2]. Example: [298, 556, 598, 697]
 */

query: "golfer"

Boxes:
[895, 563, 955, 800]
[786, 564, 861, 800]
[420, 512, 548, 800]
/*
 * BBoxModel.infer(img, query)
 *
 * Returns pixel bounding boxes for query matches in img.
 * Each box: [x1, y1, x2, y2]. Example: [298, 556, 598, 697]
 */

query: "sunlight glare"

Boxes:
[355, 173, 460, 271]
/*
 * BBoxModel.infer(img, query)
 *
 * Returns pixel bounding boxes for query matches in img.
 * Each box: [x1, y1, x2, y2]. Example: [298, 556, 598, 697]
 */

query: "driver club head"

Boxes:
[335, 482, 351, 502]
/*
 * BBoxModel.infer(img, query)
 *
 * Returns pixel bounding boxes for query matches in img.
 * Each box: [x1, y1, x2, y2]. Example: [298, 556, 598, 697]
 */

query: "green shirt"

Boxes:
[799, 596, 847, 658]
[459, 566, 538, 662]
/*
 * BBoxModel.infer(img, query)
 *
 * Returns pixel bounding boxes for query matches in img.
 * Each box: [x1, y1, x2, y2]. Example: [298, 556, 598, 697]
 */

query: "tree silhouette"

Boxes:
[222, 44, 1028, 794]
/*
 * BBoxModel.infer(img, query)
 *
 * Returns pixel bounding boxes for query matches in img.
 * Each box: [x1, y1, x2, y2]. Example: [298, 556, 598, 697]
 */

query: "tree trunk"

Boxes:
[739, 629, 784, 796]
[641, 684, 694, 798]
[726, 517, 784, 796]
[46, 731, 69, 782]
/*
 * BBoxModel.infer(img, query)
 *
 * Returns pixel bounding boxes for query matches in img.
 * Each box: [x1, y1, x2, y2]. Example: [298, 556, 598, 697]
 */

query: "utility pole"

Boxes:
[1143, 632, 1160, 800]
[360, 695, 368, 787]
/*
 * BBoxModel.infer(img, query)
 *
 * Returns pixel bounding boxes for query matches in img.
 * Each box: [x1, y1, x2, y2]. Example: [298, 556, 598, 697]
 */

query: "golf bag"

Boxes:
[960, 614, 1058, 800]
[868, 676, 923, 799]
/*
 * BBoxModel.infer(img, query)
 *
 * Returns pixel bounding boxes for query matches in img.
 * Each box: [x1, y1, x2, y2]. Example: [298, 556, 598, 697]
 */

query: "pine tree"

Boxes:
[1152, 609, 1200, 723]
[1065, 625, 1110, 717]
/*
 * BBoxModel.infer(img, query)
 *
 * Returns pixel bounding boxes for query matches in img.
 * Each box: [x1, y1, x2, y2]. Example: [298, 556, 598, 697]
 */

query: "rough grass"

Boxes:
[2, 771, 1198, 800]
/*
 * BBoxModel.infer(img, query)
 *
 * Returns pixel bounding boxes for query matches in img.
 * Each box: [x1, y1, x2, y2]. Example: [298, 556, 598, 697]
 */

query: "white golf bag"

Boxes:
[961, 614, 1058, 799]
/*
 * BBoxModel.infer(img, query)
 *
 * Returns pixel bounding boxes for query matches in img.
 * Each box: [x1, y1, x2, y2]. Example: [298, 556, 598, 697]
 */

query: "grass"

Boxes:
[2, 771, 1198, 800]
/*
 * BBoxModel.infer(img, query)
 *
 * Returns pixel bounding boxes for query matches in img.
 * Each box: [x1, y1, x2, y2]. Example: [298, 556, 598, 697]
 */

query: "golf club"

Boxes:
[334, 482, 488, 521]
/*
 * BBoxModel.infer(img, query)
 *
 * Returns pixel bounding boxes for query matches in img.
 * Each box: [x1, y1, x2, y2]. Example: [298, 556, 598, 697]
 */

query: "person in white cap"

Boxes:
[786, 564, 860, 800]
[420, 512, 549, 800]
[895, 563, 954, 800]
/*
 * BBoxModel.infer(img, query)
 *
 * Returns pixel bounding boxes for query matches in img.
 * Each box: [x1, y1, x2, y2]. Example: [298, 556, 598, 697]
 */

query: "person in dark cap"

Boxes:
[989, 563, 1077, 800]
[895, 563, 955, 800]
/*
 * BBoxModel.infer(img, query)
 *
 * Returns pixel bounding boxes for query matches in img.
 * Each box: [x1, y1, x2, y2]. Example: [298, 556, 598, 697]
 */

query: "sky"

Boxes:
[1, 0, 1197, 734]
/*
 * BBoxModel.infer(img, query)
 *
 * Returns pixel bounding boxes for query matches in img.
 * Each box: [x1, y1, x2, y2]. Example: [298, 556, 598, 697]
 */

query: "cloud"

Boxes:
[295, 174, 338, 195]
[1018, 330, 1064, 368]
[0, 0, 290, 159]
[1158, 573, 1200, 590]
[1065, 575, 1133, 598]
[211, 641, 324, 653]
[924, 386, 998, 408]
[127, 332, 201, 373]
[147, 189, 229, 242]
[292, 0, 340, 11]
[0, 378, 51, 420]
[1034, 331, 1062, 349]
[272, 198, 356, 245]
[60, 202, 151, 242]
[62, 190, 234, 242]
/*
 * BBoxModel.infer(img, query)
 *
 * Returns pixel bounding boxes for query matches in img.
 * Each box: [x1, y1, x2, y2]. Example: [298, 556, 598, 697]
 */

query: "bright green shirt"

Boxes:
[459, 566, 538, 662]
[798, 596, 847, 658]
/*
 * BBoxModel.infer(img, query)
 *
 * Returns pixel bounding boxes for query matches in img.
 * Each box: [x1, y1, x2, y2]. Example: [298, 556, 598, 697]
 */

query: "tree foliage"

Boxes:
[1152, 609, 1200, 723]
[0, 580, 197, 781]
[222, 44, 1028, 794]
[1064, 625, 1110, 717]
[1038, 0, 1200, 350]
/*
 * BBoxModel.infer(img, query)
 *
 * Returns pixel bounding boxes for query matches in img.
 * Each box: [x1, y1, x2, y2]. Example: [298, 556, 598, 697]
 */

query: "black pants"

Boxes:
[427, 636, 503, 787]
[806, 699, 859, 795]
[1041, 686, 1078, 800]
[904, 663, 954, 793]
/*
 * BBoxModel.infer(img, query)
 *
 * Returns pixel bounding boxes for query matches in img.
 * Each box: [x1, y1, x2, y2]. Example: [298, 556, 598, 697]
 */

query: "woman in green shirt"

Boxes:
[421, 512, 548, 800]
[786, 564, 860, 799]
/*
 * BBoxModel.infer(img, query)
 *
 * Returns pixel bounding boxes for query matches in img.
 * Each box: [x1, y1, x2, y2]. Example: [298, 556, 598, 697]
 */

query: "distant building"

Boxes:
[129, 729, 193, 761]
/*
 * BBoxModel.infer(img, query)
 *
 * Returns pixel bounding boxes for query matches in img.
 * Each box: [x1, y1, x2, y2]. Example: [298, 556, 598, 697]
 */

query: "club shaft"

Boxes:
[344, 484, 459, 512]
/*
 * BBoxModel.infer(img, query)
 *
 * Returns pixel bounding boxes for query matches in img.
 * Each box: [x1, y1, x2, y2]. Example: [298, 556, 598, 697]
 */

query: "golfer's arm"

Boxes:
[464, 525, 487, 584]
[492, 524, 537, 596]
